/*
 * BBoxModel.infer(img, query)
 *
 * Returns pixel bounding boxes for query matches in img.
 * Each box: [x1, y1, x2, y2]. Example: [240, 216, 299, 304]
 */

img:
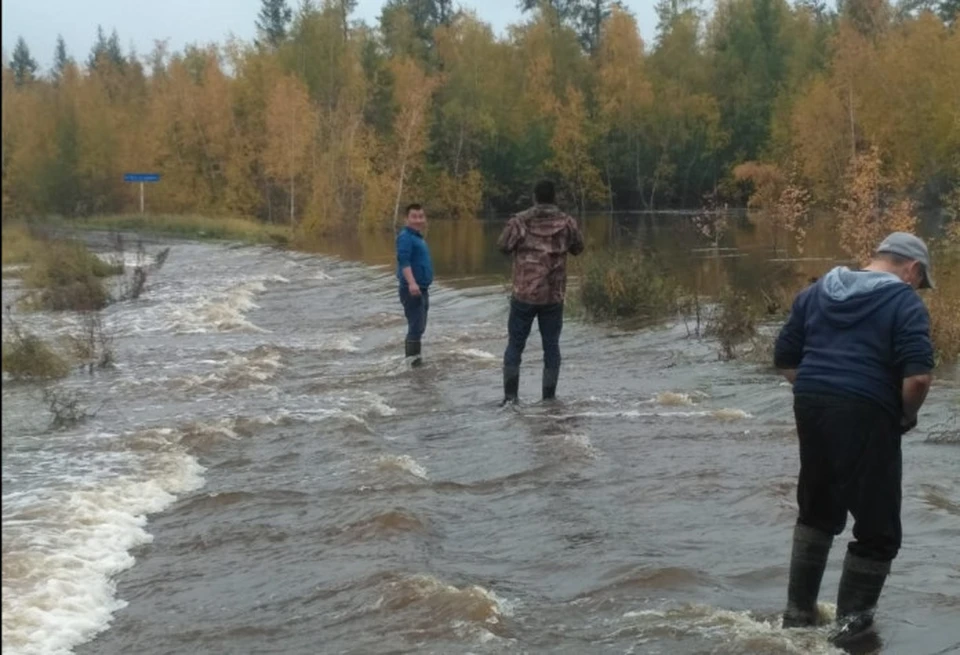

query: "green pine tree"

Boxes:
[11, 37, 38, 86]
[52, 35, 72, 81]
[257, 0, 294, 48]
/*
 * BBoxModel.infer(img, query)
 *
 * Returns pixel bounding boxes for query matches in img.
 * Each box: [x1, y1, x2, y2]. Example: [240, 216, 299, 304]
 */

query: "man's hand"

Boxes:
[901, 373, 932, 425]
[779, 368, 798, 385]
[900, 414, 918, 435]
[401, 266, 420, 296]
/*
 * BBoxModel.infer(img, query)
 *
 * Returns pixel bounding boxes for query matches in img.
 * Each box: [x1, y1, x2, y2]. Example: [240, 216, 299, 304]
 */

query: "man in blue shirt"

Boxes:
[396, 203, 434, 367]
[775, 232, 935, 647]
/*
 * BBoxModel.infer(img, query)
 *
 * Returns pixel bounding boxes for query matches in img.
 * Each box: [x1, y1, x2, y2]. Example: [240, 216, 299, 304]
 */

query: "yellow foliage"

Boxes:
[551, 86, 606, 211]
[265, 74, 316, 224]
[736, 161, 814, 253]
[2, 223, 41, 266]
[837, 147, 917, 265]
[596, 7, 652, 132]
[430, 170, 484, 219]
[926, 237, 960, 364]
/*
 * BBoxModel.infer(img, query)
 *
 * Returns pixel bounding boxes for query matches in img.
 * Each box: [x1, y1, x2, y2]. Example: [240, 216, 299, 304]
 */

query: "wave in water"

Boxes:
[1, 452, 204, 655]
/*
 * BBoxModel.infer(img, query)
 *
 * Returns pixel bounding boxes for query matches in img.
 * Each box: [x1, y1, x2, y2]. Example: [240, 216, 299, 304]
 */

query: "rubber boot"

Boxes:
[829, 553, 890, 648]
[405, 340, 422, 368]
[782, 523, 833, 628]
[502, 366, 520, 406]
[542, 368, 560, 401]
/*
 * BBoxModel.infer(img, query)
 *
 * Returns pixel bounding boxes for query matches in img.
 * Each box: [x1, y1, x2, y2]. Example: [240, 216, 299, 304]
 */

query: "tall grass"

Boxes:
[2, 223, 42, 267]
[74, 214, 291, 245]
[927, 239, 960, 366]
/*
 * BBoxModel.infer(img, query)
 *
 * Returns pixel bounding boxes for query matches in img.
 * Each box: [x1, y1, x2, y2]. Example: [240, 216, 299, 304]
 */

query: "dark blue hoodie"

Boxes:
[775, 266, 934, 419]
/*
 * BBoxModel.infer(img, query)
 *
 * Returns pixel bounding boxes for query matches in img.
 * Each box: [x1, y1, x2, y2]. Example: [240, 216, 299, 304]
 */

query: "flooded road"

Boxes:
[2, 217, 958, 655]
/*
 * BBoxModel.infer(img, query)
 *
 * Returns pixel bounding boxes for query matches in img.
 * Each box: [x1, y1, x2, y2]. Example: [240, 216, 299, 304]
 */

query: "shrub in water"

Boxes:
[2, 329, 70, 381]
[22, 240, 120, 311]
[705, 288, 760, 361]
[579, 252, 678, 323]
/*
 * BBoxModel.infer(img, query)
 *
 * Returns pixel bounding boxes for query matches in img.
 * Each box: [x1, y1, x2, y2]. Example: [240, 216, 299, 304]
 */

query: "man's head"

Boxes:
[406, 203, 426, 233]
[872, 232, 934, 290]
[534, 180, 556, 206]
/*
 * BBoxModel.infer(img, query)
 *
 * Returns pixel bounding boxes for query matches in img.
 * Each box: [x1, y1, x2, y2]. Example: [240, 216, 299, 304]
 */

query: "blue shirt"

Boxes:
[396, 226, 434, 289]
[775, 266, 934, 419]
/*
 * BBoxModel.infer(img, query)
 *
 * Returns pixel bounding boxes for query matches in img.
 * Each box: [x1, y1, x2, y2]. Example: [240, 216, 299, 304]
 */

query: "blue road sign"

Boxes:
[124, 173, 161, 183]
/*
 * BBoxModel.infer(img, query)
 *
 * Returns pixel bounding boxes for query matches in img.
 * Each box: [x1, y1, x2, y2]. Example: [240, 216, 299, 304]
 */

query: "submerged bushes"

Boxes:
[22, 239, 121, 311]
[6, 225, 122, 311]
[1, 326, 71, 381]
[576, 252, 764, 360]
[578, 252, 678, 323]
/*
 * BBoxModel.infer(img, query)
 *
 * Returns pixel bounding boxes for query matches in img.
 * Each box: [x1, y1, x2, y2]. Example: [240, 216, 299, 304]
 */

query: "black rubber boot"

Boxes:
[542, 368, 559, 401]
[829, 553, 891, 648]
[502, 366, 520, 406]
[405, 340, 422, 367]
[782, 523, 833, 628]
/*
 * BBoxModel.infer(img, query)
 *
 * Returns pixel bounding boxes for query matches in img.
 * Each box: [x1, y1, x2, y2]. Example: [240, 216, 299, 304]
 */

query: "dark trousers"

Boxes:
[793, 393, 903, 562]
[399, 286, 429, 342]
[503, 298, 563, 370]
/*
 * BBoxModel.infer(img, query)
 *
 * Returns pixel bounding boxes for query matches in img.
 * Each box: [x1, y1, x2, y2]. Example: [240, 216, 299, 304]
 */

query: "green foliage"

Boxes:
[257, 0, 294, 49]
[578, 251, 679, 323]
[74, 214, 291, 244]
[1, 1, 957, 226]
[11, 37, 38, 86]
[704, 288, 761, 361]
[21, 238, 119, 312]
[2, 328, 70, 381]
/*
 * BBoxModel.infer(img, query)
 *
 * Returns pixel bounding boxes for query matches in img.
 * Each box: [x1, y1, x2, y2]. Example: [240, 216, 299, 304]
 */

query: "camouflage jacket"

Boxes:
[497, 204, 585, 305]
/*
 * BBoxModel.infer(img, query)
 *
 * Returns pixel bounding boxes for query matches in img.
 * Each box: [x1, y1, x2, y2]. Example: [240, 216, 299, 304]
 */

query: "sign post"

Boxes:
[123, 173, 161, 214]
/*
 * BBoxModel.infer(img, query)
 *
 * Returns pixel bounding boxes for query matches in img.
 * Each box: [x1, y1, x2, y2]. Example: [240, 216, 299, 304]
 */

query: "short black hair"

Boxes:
[406, 203, 423, 215]
[534, 180, 556, 205]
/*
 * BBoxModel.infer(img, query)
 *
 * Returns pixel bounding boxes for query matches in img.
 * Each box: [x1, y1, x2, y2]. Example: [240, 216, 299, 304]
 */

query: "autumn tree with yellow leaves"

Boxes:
[0, 0, 957, 236]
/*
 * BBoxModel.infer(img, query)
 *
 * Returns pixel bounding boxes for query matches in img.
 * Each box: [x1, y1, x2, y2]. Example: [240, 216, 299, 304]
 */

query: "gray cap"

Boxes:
[876, 232, 935, 289]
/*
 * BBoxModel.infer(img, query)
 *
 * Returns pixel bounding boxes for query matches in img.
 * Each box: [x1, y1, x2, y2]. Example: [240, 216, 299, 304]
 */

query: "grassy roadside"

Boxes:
[61, 214, 292, 245]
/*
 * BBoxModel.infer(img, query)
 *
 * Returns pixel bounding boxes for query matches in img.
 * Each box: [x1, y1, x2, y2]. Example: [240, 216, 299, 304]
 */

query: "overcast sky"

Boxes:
[2, 0, 666, 69]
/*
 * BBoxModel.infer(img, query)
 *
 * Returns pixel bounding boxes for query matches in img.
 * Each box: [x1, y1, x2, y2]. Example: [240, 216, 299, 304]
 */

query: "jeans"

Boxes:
[399, 286, 429, 342]
[503, 298, 563, 370]
[793, 393, 903, 562]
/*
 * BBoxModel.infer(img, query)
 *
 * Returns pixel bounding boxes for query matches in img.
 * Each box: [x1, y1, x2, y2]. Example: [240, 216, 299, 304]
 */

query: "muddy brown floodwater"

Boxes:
[3, 215, 958, 655]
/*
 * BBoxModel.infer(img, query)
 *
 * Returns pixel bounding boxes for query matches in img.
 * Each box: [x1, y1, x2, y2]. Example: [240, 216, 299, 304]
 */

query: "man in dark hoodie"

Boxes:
[497, 180, 584, 404]
[396, 203, 434, 367]
[775, 232, 935, 646]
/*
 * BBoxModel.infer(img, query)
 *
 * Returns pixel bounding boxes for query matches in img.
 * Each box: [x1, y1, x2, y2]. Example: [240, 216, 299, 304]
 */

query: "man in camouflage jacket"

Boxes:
[497, 180, 585, 404]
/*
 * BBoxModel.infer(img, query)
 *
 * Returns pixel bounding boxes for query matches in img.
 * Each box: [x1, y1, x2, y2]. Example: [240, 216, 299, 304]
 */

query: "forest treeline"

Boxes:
[2, 0, 958, 234]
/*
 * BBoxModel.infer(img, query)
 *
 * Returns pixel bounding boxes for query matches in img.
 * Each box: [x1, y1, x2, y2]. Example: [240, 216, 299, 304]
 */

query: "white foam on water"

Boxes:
[327, 335, 361, 353]
[712, 408, 752, 421]
[561, 433, 598, 458]
[1, 452, 205, 655]
[333, 392, 397, 418]
[453, 348, 497, 360]
[160, 279, 276, 334]
[558, 409, 753, 421]
[276, 407, 370, 429]
[655, 392, 695, 406]
[95, 251, 156, 270]
[386, 574, 512, 623]
[375, 454, 429, 480]
[620, 603, 843, 655]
